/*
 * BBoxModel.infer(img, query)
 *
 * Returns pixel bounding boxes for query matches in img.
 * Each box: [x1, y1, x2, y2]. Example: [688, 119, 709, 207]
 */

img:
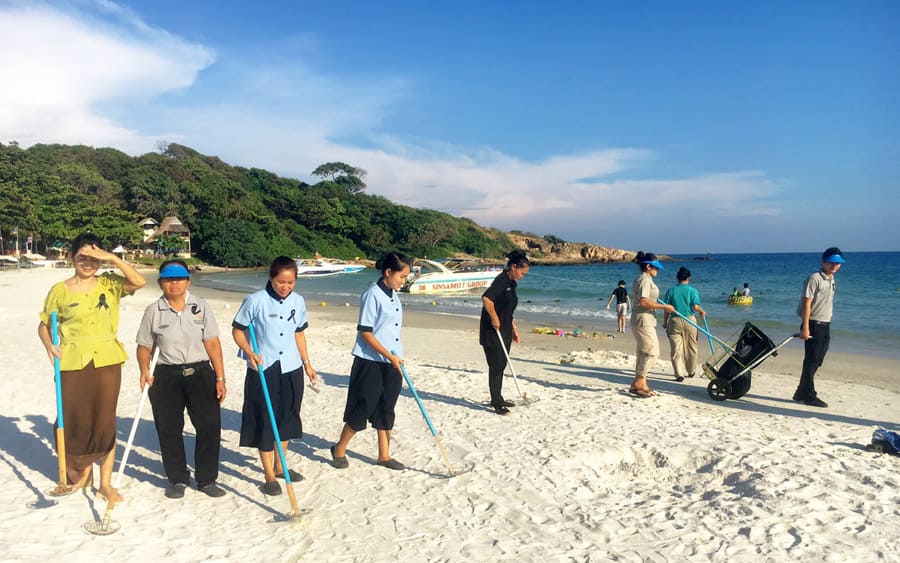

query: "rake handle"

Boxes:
[657, 300, 736, 354]
[248, 322, 300, 516]
[51, 311, 69, 490]
[494, 329, 524, 398]
[394, 352, 458, 476]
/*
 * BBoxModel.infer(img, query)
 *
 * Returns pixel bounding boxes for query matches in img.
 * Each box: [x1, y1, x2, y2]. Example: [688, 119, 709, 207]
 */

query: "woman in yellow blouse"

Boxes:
[37, 233, 145, 502]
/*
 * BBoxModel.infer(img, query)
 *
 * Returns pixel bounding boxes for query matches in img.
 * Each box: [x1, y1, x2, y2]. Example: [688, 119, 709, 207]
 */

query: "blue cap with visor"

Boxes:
[159, 263, 191, 279]
[640, 260, 665, 270]
[822, 247, 845, 264]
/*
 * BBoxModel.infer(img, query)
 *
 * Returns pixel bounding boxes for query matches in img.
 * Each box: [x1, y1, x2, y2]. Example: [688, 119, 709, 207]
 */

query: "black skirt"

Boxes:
[342, 356, 403, 431]
[240, 361, 304, 450]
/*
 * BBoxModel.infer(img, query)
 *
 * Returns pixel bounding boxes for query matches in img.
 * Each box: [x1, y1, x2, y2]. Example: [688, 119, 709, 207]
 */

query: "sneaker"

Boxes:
[262, 480, 282, 496]
[804, 397, 828, 408]
[330, 445, 349, 469]
[674, 375, 685, 382]
[376, 459, 405, 470]
[493, 405, 510, 415]
[198, 483, 226, 498]
[275, 469, 304, 482]
[164, 483, 188, 499]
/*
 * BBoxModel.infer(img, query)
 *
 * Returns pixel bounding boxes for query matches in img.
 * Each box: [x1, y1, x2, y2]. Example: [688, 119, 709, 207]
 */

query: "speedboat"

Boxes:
[295, 258, 366, 277]
[400, 258, 502, 294]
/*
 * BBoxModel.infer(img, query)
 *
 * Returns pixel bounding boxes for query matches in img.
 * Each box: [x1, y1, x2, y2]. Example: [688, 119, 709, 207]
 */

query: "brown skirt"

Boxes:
[55, 362, 122, 484]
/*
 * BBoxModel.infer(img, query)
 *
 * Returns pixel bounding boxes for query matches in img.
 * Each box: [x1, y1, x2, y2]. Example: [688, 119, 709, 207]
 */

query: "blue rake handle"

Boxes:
[248, 322, 301, 515]
[51, 312, 63, 427]
[50, 311, 71, 493]
[658, 300, 736, 354]
[392, 351, 458, 476]
[702, 317, 716, 355]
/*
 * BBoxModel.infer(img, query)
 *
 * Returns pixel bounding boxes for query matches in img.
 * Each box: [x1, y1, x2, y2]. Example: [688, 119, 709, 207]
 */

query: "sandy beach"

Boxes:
[1, 268, 897, 562]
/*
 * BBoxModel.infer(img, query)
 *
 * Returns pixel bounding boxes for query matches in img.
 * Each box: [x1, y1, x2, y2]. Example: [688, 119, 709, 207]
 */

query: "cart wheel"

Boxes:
[707, 378, 731, 401]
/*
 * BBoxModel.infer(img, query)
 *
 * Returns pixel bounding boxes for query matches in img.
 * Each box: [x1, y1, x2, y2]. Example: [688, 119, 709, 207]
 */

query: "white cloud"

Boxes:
[0, 1, 213, 151]
[0, 1, 788, 252]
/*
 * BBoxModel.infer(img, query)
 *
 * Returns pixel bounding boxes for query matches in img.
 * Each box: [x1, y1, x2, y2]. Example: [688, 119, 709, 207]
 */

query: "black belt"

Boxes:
[810, 320, 830, 325]
[158, 361, 209, 376]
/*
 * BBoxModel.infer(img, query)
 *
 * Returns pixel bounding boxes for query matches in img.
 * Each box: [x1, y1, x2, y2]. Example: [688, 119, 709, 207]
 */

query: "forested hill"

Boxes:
[0, 142, 515, 266]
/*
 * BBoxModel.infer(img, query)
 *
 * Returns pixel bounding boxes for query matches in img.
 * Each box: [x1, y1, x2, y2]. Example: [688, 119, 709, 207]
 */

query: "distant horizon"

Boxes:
[662, 249, 899, 256]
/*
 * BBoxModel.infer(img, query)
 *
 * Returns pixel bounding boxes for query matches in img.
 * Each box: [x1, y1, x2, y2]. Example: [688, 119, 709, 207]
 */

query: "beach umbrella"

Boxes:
[393, 353, 473, 477]
[494, 329, 540, 404]
[248, 322, 305, 522]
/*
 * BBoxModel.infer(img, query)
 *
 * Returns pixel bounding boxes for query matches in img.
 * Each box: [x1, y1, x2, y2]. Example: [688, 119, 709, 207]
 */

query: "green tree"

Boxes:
[311, 162, 367, 194]
[159, 234, 188, 257]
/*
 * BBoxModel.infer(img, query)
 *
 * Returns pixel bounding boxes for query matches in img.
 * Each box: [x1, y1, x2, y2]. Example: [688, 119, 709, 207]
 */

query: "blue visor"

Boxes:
[824, 254, 845, 264]
[159, 264, 191, 279]
[640, 260, 664, 270]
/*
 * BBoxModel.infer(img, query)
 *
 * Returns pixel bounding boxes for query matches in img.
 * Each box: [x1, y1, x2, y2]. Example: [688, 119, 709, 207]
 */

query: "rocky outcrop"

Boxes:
[507, 234, 662, 264]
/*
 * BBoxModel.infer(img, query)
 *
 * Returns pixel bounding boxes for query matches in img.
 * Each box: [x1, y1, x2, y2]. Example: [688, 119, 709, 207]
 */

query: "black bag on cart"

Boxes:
[715, 322, 776, 399]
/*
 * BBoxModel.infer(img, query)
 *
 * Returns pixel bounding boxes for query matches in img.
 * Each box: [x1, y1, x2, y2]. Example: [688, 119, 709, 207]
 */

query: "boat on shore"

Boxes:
[401, 258, 502, 294]
[728, 295, 753, 305]
[295, 258, 366, 277]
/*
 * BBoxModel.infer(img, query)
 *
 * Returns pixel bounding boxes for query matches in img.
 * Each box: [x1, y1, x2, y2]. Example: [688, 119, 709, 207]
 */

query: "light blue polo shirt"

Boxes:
[352, 280, 403, 362]
[232, 282, 308, 371]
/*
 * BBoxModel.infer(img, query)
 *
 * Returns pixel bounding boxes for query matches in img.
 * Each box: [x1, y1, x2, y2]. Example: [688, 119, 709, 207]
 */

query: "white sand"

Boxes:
[1, 268, 898, 562]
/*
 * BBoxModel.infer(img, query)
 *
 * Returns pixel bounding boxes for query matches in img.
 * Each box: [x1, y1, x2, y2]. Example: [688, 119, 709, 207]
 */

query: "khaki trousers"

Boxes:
[666, 315, 698, 377]
[632, 319, 659, 377]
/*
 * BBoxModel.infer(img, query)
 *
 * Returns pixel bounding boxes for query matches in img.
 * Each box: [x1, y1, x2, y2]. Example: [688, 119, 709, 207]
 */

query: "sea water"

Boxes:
[193, 252, 900, 359]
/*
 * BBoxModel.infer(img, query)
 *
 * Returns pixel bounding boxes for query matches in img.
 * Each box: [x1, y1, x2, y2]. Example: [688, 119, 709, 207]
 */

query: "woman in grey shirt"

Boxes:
[629, 251, 675, 397]
[136, 260, 227, 499]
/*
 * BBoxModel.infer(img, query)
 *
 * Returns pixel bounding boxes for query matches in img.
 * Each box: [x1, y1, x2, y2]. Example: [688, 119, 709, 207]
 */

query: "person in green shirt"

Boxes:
[663, 267, 706, 381]
[37, 232, 145, 502]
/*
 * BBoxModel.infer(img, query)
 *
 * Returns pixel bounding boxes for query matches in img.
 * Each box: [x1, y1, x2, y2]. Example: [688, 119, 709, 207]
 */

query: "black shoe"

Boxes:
[198, 482, 226, 498]
[493, 405, 510, 415]
[376, 459, 405, 470]
[275, 469, 304, 482]
[803, 397, 828, 408]
[501, 400, 516, 407]
[164, 483, 188, 499]
[674, 375, 685, 382]
[262, 480, 282, 496]
[330, 445, 349, 469]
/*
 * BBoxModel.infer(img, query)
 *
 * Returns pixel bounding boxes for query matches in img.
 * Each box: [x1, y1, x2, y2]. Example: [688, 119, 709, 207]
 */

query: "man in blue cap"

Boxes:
[793, 247, 845, 408]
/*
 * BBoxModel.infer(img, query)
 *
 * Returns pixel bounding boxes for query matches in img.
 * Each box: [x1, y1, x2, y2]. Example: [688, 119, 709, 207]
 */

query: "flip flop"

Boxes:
[628, 388, 653, 398]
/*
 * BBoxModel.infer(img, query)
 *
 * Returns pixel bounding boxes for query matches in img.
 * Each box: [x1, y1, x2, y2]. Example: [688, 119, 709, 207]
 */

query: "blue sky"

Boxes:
[1, 1, 898, 253]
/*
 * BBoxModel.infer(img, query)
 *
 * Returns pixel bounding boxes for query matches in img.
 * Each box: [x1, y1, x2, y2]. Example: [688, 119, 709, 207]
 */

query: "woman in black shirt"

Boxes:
[480, 250, 531, 415]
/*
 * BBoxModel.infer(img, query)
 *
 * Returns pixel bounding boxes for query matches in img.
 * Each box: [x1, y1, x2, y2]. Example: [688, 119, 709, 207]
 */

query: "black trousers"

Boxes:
[149, 361, 221, 487]
[796, 321, 830, 400]
[483, 345, 508, 407]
